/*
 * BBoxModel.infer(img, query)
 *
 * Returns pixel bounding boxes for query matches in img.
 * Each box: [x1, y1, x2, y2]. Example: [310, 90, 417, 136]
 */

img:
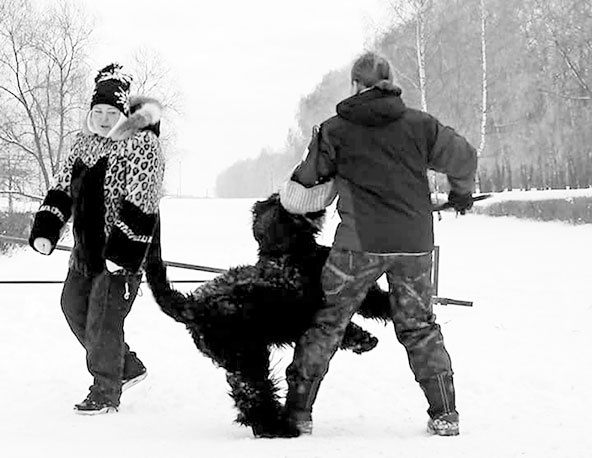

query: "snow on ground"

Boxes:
[1, 197, 591, 458]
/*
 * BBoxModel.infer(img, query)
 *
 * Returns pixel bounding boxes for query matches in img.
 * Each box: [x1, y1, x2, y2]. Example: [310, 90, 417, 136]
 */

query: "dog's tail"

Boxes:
[144, 219, 196, 324]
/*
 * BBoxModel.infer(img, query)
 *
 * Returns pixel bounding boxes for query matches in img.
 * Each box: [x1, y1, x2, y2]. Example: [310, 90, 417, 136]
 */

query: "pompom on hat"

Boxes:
[90, 63, 133, 116]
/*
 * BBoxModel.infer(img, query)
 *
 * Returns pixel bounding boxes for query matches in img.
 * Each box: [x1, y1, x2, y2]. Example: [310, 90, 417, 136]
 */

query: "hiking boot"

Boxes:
[427, 412, 459, 436]
[287, 410, 313, 436]
[74, 393, 118, 416]
[122, 368, 147, 392]
[294, 419, 313, 435]
[252, 421, 301, 439]
[285, 379, 320, 436]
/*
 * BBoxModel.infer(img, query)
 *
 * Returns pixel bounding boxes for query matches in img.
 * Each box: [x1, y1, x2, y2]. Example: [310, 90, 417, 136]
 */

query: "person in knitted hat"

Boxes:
[29, 63, 165, 415]
[280, 52, 477, 437]
[85, 63, 133, 137]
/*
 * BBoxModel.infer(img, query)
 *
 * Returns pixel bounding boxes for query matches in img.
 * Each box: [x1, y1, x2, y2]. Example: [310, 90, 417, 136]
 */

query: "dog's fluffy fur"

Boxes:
[145, 194, 392, 437]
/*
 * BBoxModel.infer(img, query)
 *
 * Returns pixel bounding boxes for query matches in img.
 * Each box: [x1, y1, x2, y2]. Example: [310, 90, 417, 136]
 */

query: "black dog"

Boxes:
[145, 194, 392, 437]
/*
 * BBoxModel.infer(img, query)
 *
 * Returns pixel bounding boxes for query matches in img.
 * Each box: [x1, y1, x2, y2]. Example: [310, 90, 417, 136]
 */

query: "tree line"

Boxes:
[215, 0, 592, 197]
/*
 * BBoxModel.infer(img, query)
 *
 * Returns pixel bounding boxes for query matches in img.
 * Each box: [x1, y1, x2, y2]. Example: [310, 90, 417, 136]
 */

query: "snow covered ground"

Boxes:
[1, 197, 591, 458]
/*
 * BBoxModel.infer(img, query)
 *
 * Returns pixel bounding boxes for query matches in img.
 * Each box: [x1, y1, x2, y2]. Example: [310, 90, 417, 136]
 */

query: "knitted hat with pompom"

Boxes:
[90, 63, 133, 116]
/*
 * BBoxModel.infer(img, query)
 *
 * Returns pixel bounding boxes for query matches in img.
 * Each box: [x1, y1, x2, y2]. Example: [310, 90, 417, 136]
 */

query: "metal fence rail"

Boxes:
[0, 235, 226, 274]
[0, 235, 472, 306]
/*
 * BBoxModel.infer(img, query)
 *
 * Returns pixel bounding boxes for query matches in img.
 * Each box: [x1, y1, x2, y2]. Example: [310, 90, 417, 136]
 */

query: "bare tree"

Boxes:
[477, 0, 489, 191]
[388, 0, 433, 111]
[130, 47, 182, 115]
[531, 0, 592, 100]
[0, 151, 30, 212]
[385, 0, 442, 198]
[129, 46, 183, 172]
[0, 0, 92, 198]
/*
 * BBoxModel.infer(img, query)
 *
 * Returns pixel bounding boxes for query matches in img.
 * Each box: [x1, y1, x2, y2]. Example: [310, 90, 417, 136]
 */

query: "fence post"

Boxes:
[432, 245, 440, 296]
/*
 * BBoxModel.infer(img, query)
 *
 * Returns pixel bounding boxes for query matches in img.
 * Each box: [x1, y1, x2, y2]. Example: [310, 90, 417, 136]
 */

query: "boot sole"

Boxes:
[427, 423, 459, 436]
[74, 406, 118, 416]
[122, 371, 147, 392]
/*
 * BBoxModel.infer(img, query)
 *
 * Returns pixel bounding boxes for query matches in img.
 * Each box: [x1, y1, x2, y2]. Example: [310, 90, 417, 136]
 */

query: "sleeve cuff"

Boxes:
[28, 189, 72, 253]
[279, 179, 337, 214]
[104, 200, 158, 273]
[29, 212, 63, 252]
[103, 224, 149, 273]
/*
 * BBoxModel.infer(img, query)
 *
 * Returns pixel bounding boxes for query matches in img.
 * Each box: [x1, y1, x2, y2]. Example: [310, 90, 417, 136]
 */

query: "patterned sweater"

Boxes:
[29, 128, 164, 275]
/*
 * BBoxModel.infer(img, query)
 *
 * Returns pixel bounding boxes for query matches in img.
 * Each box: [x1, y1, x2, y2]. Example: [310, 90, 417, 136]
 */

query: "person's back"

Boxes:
[293, 56, 475, 255]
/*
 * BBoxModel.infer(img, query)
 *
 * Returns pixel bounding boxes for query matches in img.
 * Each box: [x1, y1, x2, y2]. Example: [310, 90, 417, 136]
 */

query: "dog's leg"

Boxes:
[224, 344, 299, 438]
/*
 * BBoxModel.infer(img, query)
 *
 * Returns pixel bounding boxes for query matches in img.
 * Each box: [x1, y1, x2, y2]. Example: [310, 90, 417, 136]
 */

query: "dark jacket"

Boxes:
[293, 83, 477, 253]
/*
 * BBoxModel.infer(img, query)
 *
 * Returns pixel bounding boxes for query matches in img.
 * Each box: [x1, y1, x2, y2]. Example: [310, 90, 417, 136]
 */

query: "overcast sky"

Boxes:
[73, 0, 392, 196]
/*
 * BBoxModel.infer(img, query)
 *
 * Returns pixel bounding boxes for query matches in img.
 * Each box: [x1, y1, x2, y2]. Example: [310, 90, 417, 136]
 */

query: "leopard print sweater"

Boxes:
[30, 128, 164, 274]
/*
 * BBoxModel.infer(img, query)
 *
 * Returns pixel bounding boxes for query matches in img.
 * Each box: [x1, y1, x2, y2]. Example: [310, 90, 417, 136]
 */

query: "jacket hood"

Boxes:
[336, 81, 406, 127]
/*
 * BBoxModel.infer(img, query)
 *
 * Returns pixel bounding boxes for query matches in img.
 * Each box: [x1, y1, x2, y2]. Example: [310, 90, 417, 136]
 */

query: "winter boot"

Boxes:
[74, 391, 119, 415]
[122, 368, 147, 392]
[427, 412, 459, 436]
[285, 379, 320, 436]
[288, 410, 313, 436]
[122, 352, 147, 392]
[251, 418, 301, 439]
[419, 373, 459, 436]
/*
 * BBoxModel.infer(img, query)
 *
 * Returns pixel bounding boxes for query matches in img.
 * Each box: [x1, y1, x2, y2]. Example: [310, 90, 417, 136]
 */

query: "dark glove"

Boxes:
[447, 191, 473, 215]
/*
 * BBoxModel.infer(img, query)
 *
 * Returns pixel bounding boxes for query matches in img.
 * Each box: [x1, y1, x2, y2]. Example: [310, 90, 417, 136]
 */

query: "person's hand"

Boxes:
[105, 259, 124, 273]
[33, 237, 52, 255]
[447, 191, 473, 215]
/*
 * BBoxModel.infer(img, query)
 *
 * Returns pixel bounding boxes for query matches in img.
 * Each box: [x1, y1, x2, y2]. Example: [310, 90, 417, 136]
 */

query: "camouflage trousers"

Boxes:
[286, 247, 456, 419]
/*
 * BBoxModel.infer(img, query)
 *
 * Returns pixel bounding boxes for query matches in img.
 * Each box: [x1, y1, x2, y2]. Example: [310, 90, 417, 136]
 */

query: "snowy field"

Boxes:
[1, 196, 591, 458]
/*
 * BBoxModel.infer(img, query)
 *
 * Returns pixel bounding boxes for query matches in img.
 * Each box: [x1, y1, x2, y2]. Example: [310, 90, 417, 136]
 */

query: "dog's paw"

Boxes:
[350, 335, 379, 354]
[341, 323, 379, 354]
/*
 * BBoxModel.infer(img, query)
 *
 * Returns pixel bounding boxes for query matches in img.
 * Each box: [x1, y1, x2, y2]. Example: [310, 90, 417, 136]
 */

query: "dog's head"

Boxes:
[252, 193, 325, 255]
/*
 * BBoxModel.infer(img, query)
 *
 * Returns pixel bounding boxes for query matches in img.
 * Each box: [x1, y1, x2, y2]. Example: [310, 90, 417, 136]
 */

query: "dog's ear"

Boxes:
[252, 194, 279, 219]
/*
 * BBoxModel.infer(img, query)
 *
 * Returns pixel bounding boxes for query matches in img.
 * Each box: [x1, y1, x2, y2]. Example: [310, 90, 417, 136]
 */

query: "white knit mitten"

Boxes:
[33, 237, 52, 255]
[279, 179, 337, 214]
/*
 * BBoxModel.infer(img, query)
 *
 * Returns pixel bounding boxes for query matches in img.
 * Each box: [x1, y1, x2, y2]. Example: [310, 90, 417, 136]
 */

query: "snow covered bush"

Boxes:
[472, 191, 592, 224]
[0, 211, 33, 254]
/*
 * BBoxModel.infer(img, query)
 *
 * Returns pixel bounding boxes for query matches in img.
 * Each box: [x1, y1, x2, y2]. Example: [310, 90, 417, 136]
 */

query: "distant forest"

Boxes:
[215, 0, 592, 197]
